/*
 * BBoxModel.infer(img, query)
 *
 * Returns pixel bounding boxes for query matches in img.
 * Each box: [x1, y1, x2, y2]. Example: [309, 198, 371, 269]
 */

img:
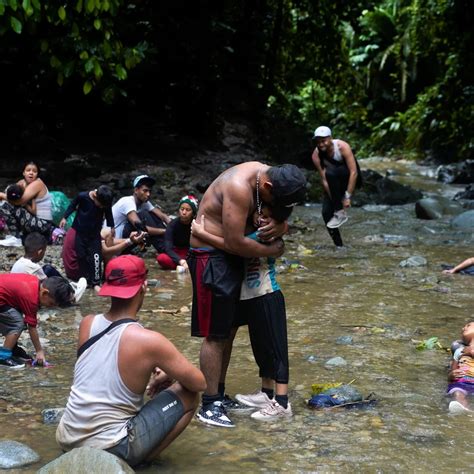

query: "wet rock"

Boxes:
[400, 256, 427, 267]
[415, 197, 463, 220]
[325, 356, 347, 367]
[355, 169, 423, 206]
[451, 210, 474, 228]
[0, 440, 40, 469]
[436, 160, 474, 184]
[42, 408, 65, 425]
[454, 183, 474, 200]
[38, 447, 134, 473]
[306, 355, 317, 362]
[324, 385, 363, 403]
[147, 279, 161, 287]
[362, 204, 390, 212]
[336, 336, 353, 345]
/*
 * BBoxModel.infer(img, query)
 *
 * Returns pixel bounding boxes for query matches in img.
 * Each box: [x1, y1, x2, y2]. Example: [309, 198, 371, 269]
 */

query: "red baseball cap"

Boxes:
[98, 255, 147, 299]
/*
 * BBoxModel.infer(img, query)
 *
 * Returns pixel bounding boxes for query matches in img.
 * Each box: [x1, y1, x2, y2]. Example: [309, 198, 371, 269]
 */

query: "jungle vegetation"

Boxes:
[0, 0, 472, 161]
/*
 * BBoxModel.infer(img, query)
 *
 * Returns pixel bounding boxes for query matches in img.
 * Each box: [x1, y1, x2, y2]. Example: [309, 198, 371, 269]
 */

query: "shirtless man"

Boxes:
[188, 161, 306, 427]
[57, 255, 206, 467]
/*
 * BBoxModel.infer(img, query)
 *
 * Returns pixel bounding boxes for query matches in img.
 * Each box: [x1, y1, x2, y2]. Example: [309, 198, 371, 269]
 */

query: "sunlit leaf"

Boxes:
[58, 6, 66, 20]
[93, 18, 101, 30]
[83, 81, 92, 95]
[10, 16, 22, 34]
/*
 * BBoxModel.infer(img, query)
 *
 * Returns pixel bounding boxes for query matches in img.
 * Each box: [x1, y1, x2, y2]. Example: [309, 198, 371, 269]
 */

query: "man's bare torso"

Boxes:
[190, 161, 266, 248]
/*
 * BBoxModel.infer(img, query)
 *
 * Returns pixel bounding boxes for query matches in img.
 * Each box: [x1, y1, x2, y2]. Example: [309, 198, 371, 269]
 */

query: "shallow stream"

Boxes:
[1, 158, 474, 472]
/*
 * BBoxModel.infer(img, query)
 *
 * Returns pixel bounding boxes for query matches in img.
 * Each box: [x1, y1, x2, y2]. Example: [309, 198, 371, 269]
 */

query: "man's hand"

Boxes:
[59, 218, 67, 229]
[342, 198, 351, 209]
[267, 238, 285, 258]
[178, 259, 189, 271]
[257, 218, 288, 241]
[191, 215, 206, 238]
[35, 349, 46, 366]
[146, 367, 172, 398]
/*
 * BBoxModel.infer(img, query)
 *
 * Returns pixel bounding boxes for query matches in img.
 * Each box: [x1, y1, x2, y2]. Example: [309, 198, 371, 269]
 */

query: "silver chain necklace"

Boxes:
[256, 169, 262, 217]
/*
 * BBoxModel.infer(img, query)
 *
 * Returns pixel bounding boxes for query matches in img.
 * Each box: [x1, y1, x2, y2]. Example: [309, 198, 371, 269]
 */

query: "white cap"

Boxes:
[313, 126, 332, 139]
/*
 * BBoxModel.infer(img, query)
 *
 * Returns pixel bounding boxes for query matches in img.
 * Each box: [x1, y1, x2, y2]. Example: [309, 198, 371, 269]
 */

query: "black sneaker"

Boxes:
[196, 401, 235, 428]
[12, 344, 33, 361]
[0, 357, 25, 369]
[222, 394, 254, 412]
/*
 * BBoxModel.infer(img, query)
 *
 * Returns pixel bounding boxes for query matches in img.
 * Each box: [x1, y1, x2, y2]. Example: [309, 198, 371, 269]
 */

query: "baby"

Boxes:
[447, 321, 474, 413]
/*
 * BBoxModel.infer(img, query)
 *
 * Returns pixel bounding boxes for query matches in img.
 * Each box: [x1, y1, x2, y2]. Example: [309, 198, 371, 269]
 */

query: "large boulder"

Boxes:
[436, 160, 474, 184]
[415, 197, 464, 220]
[0, 440, 40, 469]
[38, 447, 135, 474]
[354, 169, 423, 206]
[451, 210, 474, 229]
[454, 184, 474, 201]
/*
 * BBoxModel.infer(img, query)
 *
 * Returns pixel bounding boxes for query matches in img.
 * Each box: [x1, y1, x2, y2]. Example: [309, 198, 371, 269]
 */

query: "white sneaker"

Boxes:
[235, 390, 272, 408]
[70, 278, 87, 303]
[449, 401, 472, 414]
[251, 401, 293, 420]
[0, 235, 22, 247]
[327, 210, 348, 229]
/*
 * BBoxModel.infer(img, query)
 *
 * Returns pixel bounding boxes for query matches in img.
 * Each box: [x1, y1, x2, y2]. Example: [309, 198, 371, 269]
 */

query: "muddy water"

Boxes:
[2, 159, 474, 472]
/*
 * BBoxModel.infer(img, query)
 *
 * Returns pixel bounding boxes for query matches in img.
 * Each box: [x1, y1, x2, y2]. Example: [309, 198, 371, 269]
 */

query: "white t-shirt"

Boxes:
[112, 196, 155, 238]
[11, 257, 47, 280]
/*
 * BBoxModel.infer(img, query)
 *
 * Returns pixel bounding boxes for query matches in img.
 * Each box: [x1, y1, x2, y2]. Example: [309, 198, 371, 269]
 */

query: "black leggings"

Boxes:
[322, 165, 350, 247]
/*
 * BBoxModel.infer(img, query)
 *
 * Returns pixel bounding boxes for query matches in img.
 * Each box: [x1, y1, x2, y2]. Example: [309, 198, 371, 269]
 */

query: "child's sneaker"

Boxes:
[235, 390, 273, 408]
[0, 235, 22, 247]
[0, 357, 25, 369]
[196, 401, 235, 428]
[250, 401, 293, 421]
[327, 210, 348, 229]
[449, 401, 472, 414]
[70, 278, 87, 303]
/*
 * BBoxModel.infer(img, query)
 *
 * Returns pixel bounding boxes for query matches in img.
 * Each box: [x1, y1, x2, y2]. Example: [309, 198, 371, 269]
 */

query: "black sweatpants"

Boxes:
[75, 232, 102, 286]
[239, 290, 289, 384]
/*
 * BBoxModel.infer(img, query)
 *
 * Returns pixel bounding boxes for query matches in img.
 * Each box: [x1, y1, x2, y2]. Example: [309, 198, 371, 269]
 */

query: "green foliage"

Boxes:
[0, 0, 149, 102]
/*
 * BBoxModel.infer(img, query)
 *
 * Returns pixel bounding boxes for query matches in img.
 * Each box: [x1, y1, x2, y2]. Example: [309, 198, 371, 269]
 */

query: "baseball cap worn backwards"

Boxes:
[313, 126, 332, 139]
[133, 175, 156, 188]
[98, 255, 147, 299]
[269, 164, 307, 207]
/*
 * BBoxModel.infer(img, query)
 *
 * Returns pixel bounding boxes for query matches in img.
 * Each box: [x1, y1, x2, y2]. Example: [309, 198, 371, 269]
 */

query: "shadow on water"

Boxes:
[1, 159, 474, 472]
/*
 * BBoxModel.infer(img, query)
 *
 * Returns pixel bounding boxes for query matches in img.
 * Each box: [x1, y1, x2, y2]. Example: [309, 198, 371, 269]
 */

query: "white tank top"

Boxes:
[56, 315, 143, 450]
[332, 139, 343, 162]
[35, 186, 52, 221]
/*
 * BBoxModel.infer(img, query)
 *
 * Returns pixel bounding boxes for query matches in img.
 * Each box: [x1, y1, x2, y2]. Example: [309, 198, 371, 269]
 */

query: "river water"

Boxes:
[1, 158, 474, 472]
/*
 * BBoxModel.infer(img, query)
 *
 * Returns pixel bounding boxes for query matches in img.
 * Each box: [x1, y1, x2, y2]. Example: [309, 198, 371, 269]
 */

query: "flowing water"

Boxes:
[1, 158, 474, 472]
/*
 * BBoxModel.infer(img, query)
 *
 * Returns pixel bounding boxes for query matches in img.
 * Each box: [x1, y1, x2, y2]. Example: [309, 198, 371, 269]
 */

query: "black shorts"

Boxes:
[188, 249, 243, 338]
[240, 290, 289, 384]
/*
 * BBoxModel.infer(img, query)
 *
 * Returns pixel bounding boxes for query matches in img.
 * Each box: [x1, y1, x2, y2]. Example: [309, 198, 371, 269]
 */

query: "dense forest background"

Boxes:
[0, 0, 472, 164]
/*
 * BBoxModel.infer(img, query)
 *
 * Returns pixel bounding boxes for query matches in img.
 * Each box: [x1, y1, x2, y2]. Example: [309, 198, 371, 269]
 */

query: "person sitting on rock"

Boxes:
[56, 255, 206, 467]
[112, 175, 171, 253]
[447, 320, 474, 413]
[0, 273, 74, 369]
[156, 195, 198, 271]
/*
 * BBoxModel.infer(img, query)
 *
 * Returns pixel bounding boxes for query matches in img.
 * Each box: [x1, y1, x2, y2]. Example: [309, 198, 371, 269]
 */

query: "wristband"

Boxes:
[344, 191, 352, 199]
[125, 238, 133, 246]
